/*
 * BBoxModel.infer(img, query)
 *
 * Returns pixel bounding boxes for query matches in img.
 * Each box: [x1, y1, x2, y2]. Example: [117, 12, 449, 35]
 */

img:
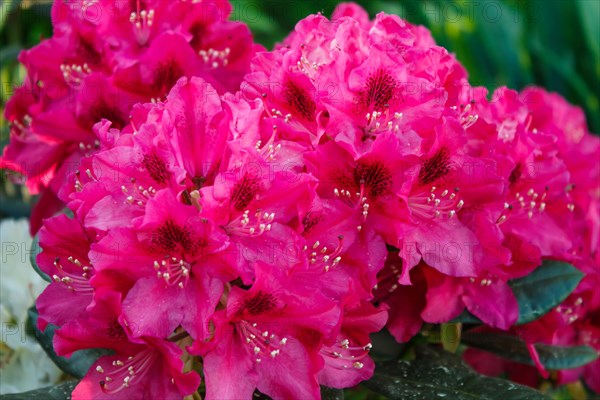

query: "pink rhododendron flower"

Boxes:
[193, 263, 340, 400]
[54, 291, 200, 399]
[318, 301, 387, 388]
[373, 256, 428, 342]
[35, 214, 95, 331]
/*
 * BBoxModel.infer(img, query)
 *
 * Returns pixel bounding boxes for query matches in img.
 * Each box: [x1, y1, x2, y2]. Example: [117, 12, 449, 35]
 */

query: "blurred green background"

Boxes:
[1, 0, 599, 218]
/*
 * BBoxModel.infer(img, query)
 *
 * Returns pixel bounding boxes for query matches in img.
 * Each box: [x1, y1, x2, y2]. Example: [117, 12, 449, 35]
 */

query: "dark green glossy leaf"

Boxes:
[1, 380, 78, 400]
[30, 234, 51, 282]
[462, 331, 599, 370]
[361, 345, 548, 400]
[510, 260, 584, 324]
[28, 307, 111, 379]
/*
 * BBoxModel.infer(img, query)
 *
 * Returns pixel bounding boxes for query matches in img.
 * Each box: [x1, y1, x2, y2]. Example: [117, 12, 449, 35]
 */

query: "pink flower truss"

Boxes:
[37, 75, 387, 398]
[459, 87, 600, 390]
[4, 2, 598, 399]
[2, 0, 262, 233]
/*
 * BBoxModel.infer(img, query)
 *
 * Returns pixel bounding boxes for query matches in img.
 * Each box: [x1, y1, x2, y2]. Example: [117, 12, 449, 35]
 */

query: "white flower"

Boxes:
[0, 218, 62, 394]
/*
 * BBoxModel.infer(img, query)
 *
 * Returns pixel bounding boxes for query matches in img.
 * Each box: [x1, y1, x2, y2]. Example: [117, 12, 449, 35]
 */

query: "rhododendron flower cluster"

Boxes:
[2, 0, 261, 233]
[2, 1, 599, 399]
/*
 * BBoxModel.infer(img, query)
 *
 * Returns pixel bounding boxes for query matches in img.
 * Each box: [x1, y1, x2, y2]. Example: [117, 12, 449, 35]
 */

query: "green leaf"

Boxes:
[452, 260, 583, 326]
[28, 307, 111, 379]
[1, 380, 78, 400]
[30, 235, 51, 282]
[510, 260, 584, 324]
[576, 0, 600, 64]
[0, 195, 31, 218]
[361, 345, 549, 400]
[0, 44, 21, 66]
[462, 331, 599, 370]
[0, 0, 22, 32]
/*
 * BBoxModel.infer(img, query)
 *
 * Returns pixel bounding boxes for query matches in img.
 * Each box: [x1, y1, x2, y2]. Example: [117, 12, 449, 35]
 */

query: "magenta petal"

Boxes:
[463, 279, 519, 330]
[29, 188, 63, 234]
[584, 359, 600, 393]
[411, 220, 479, 277]
[163, 76, 227, 181]
[122, 274, 222, 339]
[36, 283, 91, 331]
[85, 194, 141, 232]
[255, 337, 322, 399]
[421, 270, 465, 323]
[558, 366, 584, 385]
[386, 285, 426, 342]
[203, 333, 258, 400]
[463, 347, 506, 377]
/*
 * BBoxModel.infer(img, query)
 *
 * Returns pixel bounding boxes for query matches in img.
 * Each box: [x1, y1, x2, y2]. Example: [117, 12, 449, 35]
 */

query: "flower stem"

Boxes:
[168, 330, 190, 342]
